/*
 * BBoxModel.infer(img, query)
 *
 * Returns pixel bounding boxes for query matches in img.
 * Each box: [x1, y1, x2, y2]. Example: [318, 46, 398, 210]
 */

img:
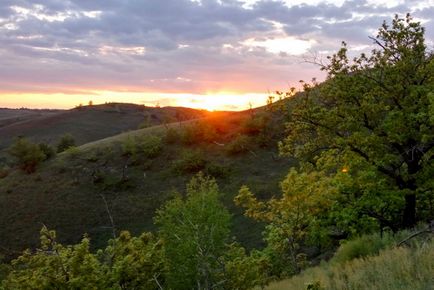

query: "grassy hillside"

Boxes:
[0, 103, 207, 156]
[0, 105, 295, 260]
[266, 239, 434, 290]
[0, 108, 61, 129]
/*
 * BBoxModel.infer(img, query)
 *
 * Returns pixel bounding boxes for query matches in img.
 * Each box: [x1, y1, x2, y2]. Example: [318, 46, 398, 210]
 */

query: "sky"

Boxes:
[0, 0, 433, 111]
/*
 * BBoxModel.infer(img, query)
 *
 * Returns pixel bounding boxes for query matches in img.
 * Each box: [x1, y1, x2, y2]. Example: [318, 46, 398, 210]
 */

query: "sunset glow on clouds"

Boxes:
[0, 0, 433, 110]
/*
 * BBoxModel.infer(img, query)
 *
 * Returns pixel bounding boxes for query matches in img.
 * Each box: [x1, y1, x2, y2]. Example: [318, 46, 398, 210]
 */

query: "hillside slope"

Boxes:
[0, 103, 207, 154]
[0, 105, 294, 260]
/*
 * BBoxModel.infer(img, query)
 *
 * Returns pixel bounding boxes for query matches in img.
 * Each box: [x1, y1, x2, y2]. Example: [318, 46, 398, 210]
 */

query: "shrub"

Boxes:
[164, 127, 180, 144]
[38, 143, 56, 160]
[241, 115, 268, 136]
[331, 231, 410, 264]
[8, 137, 46, 173]
[225, 135, 252, 155]
[122, 135, 162, 160]
[140, 135, 163, 158]
[181, 122, 217, 145]
[122, 136, 137, 157]
[172, 150, 207, 174]
[57, 134, 76, 153]
[204, 163, 231, 179]
[0, 166, 10, 179]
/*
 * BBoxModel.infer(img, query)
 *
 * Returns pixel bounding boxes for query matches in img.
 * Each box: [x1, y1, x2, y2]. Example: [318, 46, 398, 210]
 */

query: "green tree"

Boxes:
[57, 134, 76, 153]
[8, 137, 46, 173]
[2, 227, 164, 289]
[154, 173, 231, 289]
[279, 14, 433, 229]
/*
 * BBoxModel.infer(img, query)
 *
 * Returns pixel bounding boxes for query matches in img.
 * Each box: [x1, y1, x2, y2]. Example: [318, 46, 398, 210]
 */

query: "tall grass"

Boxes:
[267, 239, 434, 290]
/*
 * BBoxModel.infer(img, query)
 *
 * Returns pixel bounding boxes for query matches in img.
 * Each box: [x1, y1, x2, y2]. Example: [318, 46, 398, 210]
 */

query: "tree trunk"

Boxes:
[403, 193, 416, 228]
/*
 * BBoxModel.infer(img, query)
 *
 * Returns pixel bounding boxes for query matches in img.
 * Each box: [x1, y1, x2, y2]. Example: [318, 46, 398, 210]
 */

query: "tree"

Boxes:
[8, 137, 46, 173]
[154, 173, 231, 289]
[235, 168, 336, 276]
[57, 134, 76, 153]
[279, 14, 433, 229]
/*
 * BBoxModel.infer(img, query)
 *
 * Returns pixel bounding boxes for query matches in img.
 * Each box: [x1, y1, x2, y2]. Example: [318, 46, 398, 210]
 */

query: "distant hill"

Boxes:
[0, 103, 208, 154]
[0, 108, 62, 129]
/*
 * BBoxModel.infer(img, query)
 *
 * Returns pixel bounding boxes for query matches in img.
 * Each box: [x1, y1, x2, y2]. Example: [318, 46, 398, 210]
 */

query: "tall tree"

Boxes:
[280, 14, 433, 228]
[155, 173, 231, 289]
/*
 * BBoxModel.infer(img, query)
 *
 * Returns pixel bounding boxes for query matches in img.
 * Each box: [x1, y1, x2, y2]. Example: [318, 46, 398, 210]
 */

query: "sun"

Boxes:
[177, 92, 267, 111]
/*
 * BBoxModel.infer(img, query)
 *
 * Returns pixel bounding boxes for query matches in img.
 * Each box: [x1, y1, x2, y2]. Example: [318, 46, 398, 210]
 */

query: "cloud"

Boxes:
[0, 0, 433, 106]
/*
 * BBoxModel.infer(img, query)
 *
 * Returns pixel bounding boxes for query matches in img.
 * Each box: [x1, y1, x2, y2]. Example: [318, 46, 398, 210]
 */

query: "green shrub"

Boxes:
[181, 122, 217, 145]
[122, 136, 137, 157]
[57, 134, 76, 153]
[172, 150, 207, 174]
[331, 231, 410, 264]
[38, 143, 56, 160]
[140, 135, 163, 158]
[8, 137, 46, 173]
[241, 115, 269, 136]
[122, 135, 163, 161]
[266, 239, 434, 290]
[0, 165, 10, 179]
[164, 127, 180, 144]
[204, 163, 231, 179]
[225, 135, 252, 155]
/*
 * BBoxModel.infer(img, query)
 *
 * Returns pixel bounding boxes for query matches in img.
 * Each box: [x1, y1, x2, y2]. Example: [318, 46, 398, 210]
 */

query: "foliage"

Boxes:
[330, 230, 410, 264]
[140, 135, 163, 158]
[8, 137, 46, 173]
[38, 143, 56, 160]
[235, 168, 336, 276]
[171, 149, 207, 174]
[2, 227, 164, 290]
[225, 135, 252, 155]
[241, 114, 269, 136]
[154, 173, 231, 289]
[221, 243, 271, 289]
[181, 122, 218, 145]
[266, 239, 434, 290]
[279, 14, 434, 230]
[57, 134, 76, 153]
[122, 134, 163, 161]
[164, 127, 180, 144]
[0, 165, 10, 179]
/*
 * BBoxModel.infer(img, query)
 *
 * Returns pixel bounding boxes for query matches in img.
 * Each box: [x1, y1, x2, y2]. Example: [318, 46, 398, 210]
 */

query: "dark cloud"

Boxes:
[0, 0, 432, 99]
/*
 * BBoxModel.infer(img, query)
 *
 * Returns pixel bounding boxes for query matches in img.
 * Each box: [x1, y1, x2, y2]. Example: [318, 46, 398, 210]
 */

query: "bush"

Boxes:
[204, 163, 231, 179]
[0, 165, 10, 179]
[164, 127, 180, 144]
[225, 135, 252, 155]
[181, 122, 218, 145]
[241, 115, 269, 136]
[38, 143, 56, 160]
[331, 231, 410, 264]
[57, 134, 76, 153]
[122, 135, 163, 161]
[8, 137, 46, 173]
[267, 239, 434, 290]
[140, 135, 163, 158]
[172, 150, 207, 174]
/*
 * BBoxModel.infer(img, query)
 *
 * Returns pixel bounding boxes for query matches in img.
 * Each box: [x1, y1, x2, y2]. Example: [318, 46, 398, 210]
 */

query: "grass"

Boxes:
[266, 238, 434, 290]
[0, 108, 293, 261]
[0, 104, 207, 155]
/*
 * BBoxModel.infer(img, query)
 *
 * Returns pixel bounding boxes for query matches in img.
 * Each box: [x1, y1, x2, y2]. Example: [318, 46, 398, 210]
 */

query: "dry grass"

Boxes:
[266, 240, 434, 290]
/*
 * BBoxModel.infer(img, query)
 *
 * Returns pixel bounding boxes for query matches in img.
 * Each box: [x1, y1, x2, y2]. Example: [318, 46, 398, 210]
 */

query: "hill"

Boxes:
[0, 102, 295, 260]
[0, 103, 208, 157]
[0, 108, 62, 129]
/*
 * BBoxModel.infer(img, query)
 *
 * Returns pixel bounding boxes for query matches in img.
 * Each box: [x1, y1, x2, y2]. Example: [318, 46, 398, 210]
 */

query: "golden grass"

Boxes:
[266, 240, 434, 290]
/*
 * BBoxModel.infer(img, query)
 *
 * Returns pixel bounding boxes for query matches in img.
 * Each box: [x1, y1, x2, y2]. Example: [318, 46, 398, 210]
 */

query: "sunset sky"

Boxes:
[1, 0, 433, 110]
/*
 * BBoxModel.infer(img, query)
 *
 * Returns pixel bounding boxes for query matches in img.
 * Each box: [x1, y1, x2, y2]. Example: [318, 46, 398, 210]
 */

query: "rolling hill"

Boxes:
[0, 103, 208, 156]
[0, 102, 295, 261]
